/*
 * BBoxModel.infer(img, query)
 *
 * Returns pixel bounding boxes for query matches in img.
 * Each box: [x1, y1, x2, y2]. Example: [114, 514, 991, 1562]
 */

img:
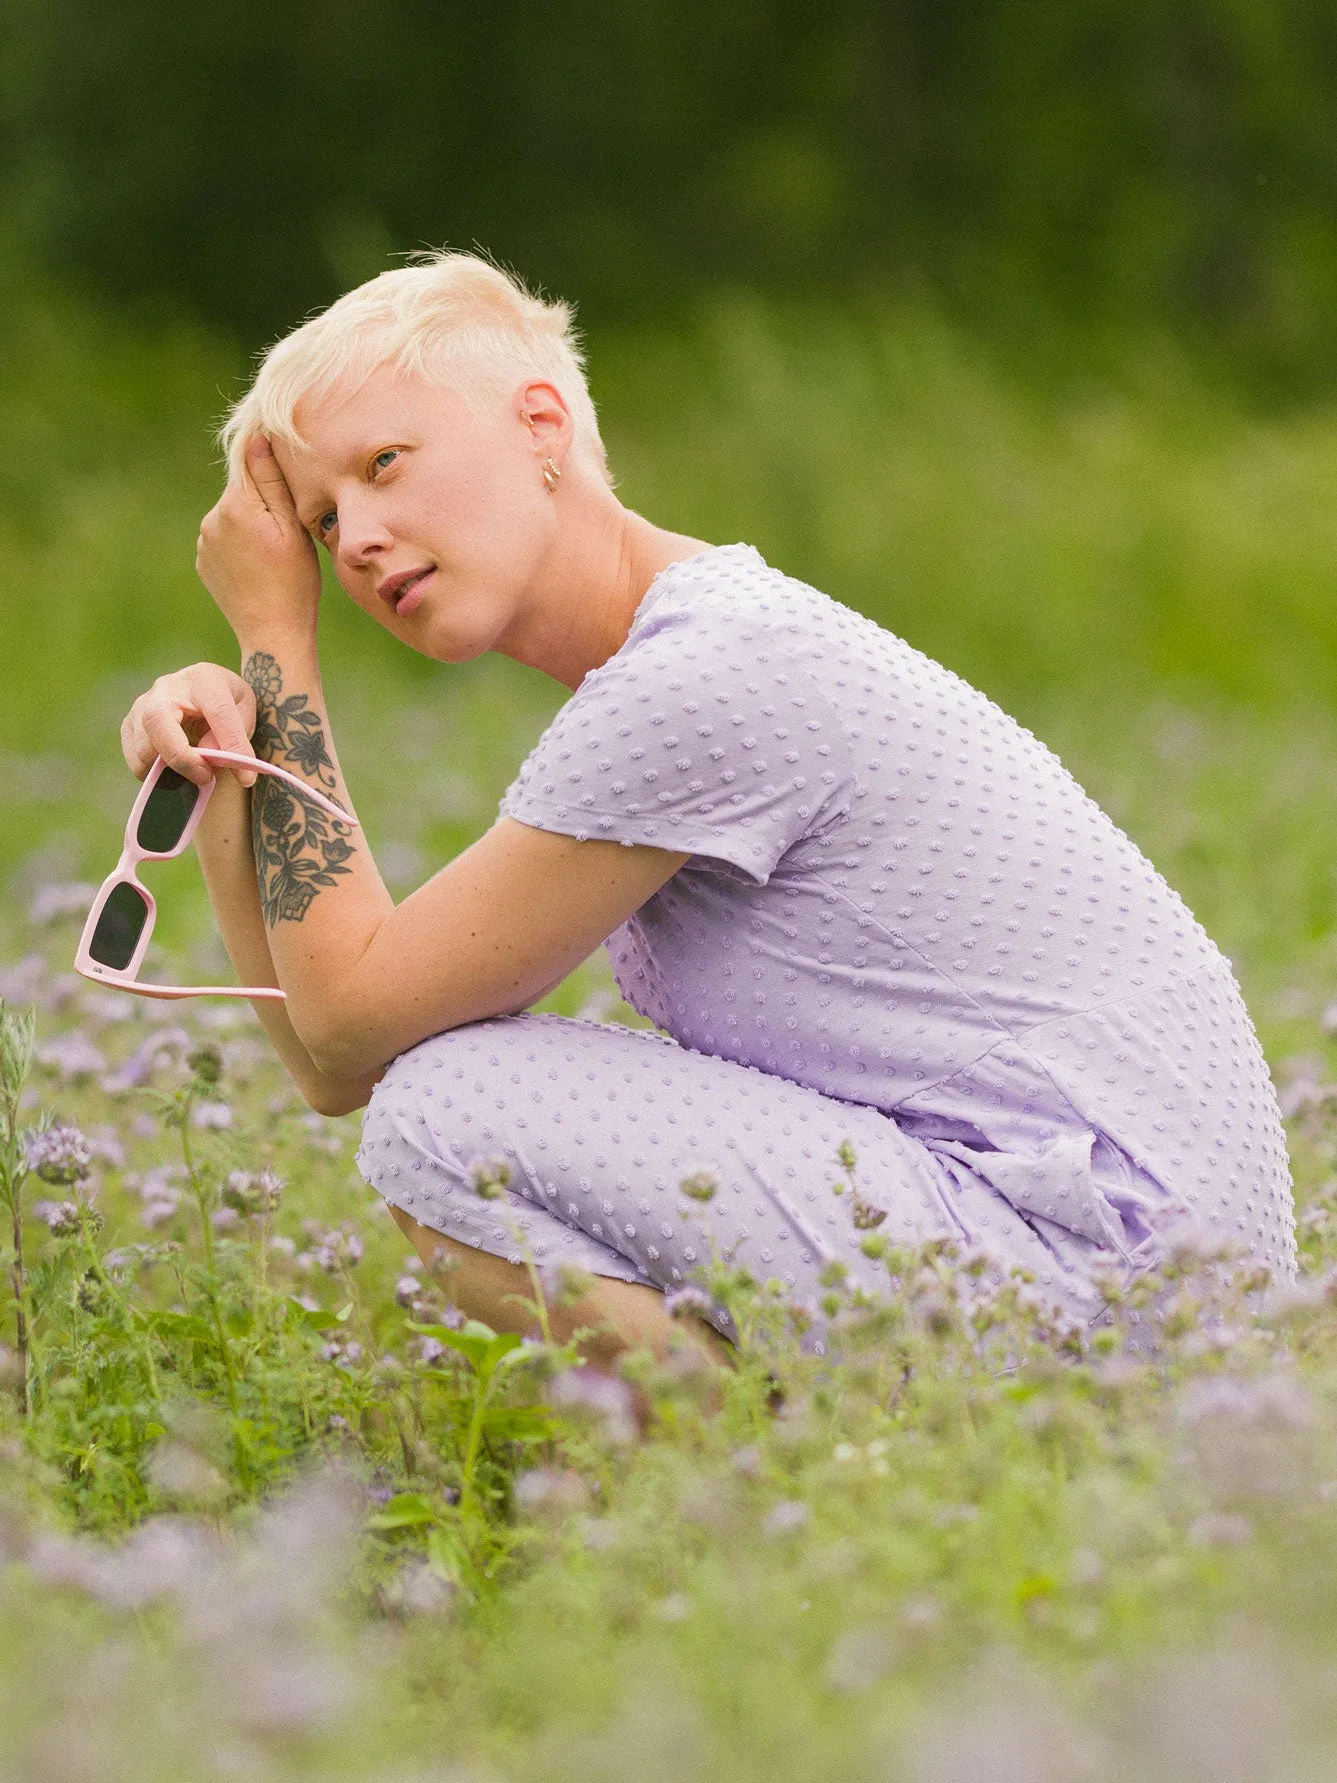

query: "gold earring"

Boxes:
[542, 457, 562, 494]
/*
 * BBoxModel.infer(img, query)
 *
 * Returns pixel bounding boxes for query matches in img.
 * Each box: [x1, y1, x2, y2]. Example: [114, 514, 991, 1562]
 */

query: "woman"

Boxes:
[120, 252, 1295, 1358]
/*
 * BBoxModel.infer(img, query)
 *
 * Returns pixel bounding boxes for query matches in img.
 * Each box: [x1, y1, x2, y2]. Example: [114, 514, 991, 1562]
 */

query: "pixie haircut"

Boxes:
[220, 252, 610, 484]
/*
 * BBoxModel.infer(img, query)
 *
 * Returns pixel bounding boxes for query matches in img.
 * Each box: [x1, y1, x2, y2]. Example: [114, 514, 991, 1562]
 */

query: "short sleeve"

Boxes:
[499, 562, 856, 884]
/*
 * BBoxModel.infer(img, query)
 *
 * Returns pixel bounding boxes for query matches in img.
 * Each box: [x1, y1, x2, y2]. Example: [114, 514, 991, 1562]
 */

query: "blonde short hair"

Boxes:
[220, 251, 609, 483]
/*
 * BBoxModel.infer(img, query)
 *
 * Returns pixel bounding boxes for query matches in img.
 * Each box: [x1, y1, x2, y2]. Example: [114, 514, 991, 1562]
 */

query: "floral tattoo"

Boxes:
[243, 652, 355, 926]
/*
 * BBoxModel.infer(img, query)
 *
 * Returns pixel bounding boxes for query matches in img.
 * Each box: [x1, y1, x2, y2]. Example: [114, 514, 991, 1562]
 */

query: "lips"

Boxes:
[378, 567, 434, 616]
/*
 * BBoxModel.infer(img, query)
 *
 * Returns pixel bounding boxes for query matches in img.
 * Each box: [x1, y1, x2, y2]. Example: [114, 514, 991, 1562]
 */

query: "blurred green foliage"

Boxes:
[5, 0, 1337, 380]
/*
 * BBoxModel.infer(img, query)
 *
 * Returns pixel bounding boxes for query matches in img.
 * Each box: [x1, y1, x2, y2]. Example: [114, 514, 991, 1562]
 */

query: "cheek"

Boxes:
[331, 561, 380, 617]
[438, 434, 548, 546]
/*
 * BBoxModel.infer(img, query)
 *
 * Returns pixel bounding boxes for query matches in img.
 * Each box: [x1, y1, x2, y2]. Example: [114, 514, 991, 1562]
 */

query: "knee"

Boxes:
[356, 1020, 531, 1188]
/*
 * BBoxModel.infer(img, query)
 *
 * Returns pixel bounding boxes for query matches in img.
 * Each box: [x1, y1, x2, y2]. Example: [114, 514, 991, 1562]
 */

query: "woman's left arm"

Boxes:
[178, 441, 688, 1082]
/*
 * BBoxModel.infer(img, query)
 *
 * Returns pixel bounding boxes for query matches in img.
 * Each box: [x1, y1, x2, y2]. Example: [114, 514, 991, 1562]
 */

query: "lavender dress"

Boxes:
[357, 544, 1295, 1334]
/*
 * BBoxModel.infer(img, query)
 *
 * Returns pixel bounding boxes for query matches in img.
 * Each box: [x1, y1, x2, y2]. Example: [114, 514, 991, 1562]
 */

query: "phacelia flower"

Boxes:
[469, 1156, 513, 1200]
[222, 1169, 283, 1217]
[24, 1124, 93, 1187]
[664, 1285, 716, 1321]
[311, 1225, 364, 1272]
[680, 1172, 718, 1204]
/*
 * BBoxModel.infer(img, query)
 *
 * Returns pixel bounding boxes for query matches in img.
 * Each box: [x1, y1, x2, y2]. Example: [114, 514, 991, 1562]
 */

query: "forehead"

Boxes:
[286, 364, 466, 468]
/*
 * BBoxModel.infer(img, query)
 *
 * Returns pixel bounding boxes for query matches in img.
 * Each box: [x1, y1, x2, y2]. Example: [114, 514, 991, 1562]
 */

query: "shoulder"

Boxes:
[607, 542, 854, 684]
[500, 545, 862, 878]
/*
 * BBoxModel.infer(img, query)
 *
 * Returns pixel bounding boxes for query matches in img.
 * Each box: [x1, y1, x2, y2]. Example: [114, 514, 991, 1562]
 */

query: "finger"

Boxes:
[122, 701, 166, 781]
[141, 704, 212, 787]
[190, 677, 259, 787]
[244, 434, 300, 521]
[119, 709, 141, 778]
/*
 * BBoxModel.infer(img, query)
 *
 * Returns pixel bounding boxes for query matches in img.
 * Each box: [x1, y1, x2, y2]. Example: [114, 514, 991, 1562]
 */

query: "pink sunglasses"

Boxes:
[74, 748, 361, 1001]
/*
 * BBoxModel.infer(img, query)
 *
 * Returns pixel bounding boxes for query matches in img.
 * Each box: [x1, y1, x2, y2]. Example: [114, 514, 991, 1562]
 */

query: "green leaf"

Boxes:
[0, 1003, 36, 1097]
[409, 1321, 497, 1370]
[483, 1405, 554, 1444]
[146, 1310, 216, 1345]
[425, 1525, 467, 1585]
[482, 1332, 524, 1369]
[289, 1299, 342, 1331]
[366, 1491, 440, 1530]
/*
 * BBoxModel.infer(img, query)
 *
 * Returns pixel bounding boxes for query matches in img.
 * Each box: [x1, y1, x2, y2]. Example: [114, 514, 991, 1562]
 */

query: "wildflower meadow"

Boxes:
[10, 276, 1337, 1781]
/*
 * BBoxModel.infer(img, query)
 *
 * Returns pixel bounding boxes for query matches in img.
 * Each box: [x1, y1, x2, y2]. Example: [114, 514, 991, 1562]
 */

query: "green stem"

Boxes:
[503, 1209, 552, 1345]
[82, 1228, 159, 1405]
[9, 1176, 28, 1418]
[0, 1091, 29, 1417]
[193, 1189, 238, 1415]
[457, 1373, 497, 1525]
[178, 1087, 238, 1414]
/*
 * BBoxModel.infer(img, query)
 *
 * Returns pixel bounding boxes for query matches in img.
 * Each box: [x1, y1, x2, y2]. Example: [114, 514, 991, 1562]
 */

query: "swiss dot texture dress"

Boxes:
[357, 544, 1295, 1334]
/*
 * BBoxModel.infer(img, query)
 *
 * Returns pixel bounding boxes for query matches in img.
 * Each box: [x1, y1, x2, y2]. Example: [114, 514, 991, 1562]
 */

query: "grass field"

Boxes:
[5, 274, 1337, 1779]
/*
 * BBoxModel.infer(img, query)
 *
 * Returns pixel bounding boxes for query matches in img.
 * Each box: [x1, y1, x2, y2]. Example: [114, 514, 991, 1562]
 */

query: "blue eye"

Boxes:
[371, 449, 399, 473]
[316, 510, 337, 537]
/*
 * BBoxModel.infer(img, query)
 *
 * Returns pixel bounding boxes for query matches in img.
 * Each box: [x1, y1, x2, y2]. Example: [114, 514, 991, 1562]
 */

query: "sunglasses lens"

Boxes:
[136, 766, 200, 854]
[88, 882, 150, 971]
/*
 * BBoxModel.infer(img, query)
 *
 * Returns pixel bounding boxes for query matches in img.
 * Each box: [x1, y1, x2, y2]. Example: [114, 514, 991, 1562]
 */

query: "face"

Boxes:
[274, 363, 562, 663]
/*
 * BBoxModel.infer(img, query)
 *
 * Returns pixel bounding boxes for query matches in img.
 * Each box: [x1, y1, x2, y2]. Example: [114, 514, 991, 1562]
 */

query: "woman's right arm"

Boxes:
[193, 771, 387, 1115]
[122, 662, 383, 1117]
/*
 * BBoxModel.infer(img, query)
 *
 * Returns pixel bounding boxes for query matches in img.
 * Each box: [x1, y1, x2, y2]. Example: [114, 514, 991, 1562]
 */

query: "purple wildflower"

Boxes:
[1187, 1512, 1254, 1548]
[100, 1026, 191, 1092]
[0, 953, 46, 1001]
[763, 1500, 810, 1537]
[310, 1225, 364, 1272]
[87, 1126, 126, 1169]
[513, 1468, 588, 1516]
[469, 1156, 513, 1200]
[191, 1100, 233, 1130]
[36, 1032, 106, 1083]
[548, 1368, 637, 1444]
[222, 1170, 283, 1217]
[664, 1285, 716, 1321]
[24, 1124, 93, 1187]
[79, 990, 136, 1029]
[320, 1337, 364, 1370]
[41, 1200, 101, 1238]
[540, 1262, 595, 1308]
[28, 882, 97, 926]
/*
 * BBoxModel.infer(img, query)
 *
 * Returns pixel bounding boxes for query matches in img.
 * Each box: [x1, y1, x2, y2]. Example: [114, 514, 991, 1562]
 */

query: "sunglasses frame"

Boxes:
[74, 747, 361, 1001]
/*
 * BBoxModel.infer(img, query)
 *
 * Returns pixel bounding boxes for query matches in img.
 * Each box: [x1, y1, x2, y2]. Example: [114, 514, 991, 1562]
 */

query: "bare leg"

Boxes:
[388, 1205, 732, 1372]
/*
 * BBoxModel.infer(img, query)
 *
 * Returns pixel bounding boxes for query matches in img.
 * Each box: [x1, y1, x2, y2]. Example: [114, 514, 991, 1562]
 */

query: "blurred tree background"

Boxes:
[5, 0, 1337, 382]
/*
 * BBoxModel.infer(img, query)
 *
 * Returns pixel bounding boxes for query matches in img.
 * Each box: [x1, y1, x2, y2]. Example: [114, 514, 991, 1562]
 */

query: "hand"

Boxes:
[121, 662, 259, 789]
[195, 437, 321, 643]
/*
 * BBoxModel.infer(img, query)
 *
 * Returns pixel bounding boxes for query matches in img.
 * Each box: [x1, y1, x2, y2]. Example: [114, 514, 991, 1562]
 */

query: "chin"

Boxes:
[416, 610, 506, 666]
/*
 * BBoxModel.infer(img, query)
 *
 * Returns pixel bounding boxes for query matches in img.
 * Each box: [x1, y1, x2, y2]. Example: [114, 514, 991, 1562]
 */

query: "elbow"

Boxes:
[305, 1035, 383, 1089]
[308, 1033, 390, 1088]
[292, 1001, 376, 1085]
[302, 1079, 372, 1118]
[289, 1007, 387, 1101]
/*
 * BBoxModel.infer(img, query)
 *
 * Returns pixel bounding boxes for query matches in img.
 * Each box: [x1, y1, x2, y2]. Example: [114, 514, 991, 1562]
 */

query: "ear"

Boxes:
[515, 380, 574, 466]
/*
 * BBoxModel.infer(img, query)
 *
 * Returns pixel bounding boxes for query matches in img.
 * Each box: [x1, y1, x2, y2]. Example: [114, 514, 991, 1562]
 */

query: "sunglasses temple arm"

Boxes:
[195, 749, 362, 828]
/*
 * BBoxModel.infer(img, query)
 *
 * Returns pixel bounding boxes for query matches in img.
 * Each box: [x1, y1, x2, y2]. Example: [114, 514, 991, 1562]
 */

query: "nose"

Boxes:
[334, 494, 394, 573]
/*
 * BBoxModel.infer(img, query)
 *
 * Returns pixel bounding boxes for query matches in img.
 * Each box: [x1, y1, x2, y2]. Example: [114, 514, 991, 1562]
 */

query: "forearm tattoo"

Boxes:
[243, 652, 355, 926]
